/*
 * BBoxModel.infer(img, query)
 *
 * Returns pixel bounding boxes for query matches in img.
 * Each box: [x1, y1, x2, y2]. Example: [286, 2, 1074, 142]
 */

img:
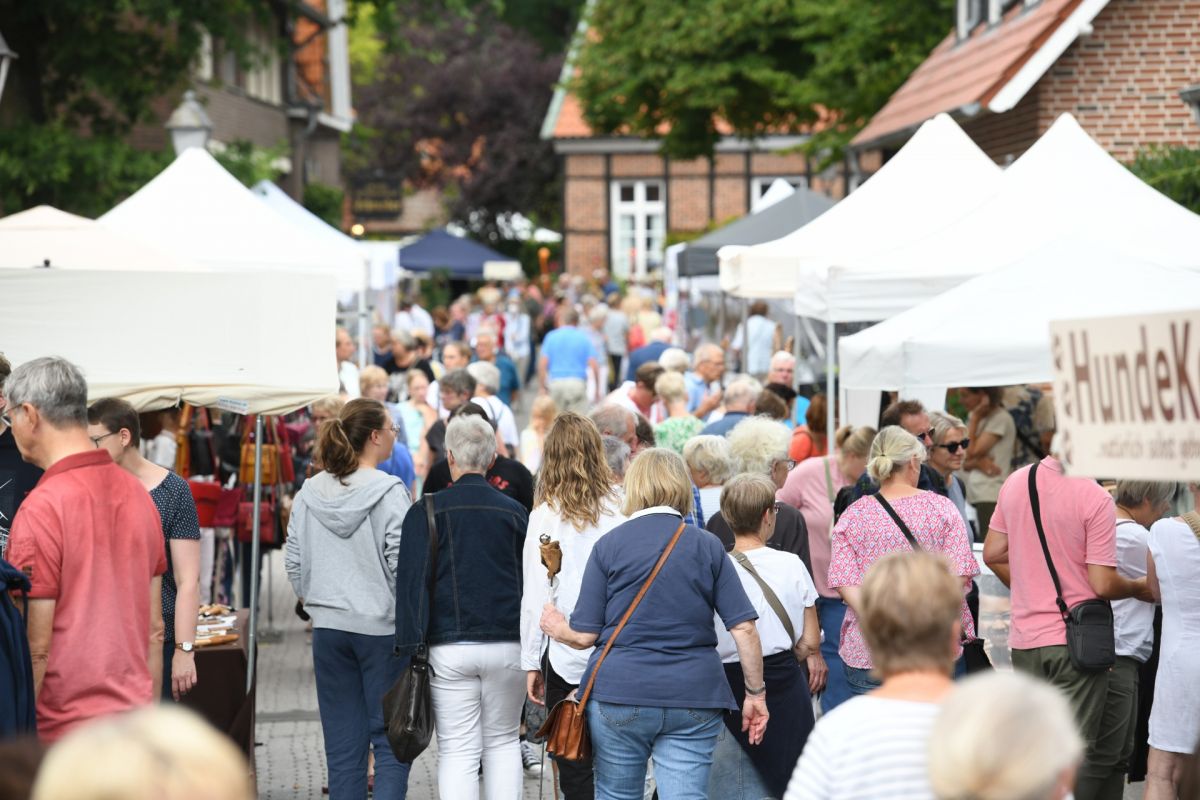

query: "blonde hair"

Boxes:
[32, 706, 252, 800]
[720, 473, 777, 535]
[622, 448, 694, 518]
[859, 550, 962, 677]
[928, 671, 1083, 800]
[867, 425, 926, 483]
[727, 416, 791, 475]
[358, 365, 389, 394]
[658, 347, 690, 373]
[654, 371, 687, 404]
[535, 413, 617, 530]
[531, 394, 558, 426]
[835, 425, 877, 459]
[682, 435, 733, 485]
[311, 395, 346, 420]
[928, 410, 965, 446]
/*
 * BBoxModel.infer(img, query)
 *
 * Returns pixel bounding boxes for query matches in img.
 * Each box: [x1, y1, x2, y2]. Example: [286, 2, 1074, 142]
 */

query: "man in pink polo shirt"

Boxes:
[983, 453, 1152, 800]
[4, 357, 165, 743]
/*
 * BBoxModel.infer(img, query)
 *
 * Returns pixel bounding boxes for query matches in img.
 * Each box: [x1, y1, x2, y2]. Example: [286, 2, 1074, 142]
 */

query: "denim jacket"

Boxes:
[394, 474, 527, 655]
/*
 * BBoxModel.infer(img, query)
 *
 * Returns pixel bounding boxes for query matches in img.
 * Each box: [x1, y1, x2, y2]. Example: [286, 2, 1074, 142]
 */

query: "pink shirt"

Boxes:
[778, 455, 848, 597]
[7, 450, 166, 742]
[989, 457, 1116, 650]
[828, 491, 978, 669]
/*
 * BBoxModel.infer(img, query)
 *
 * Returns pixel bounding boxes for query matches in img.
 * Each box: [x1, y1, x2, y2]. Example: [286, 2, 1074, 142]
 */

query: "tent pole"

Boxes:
[793, 314, 802, 371]
[826, 319, 836, 444]
[742, 299, 750, 373]
[246, 415, 263, 696]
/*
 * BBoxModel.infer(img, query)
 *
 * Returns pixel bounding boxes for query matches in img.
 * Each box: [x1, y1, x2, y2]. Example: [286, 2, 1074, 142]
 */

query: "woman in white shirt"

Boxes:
[520, 412, 627, 800]
[683, 435, 733, 525]
[711, 474, 821, 800]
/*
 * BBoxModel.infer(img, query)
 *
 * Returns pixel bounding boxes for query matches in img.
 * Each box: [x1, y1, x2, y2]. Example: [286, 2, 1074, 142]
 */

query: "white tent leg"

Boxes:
[741, 300, 750, 373]
[247, 416, 263, 695]
[826, 319, 836, 442]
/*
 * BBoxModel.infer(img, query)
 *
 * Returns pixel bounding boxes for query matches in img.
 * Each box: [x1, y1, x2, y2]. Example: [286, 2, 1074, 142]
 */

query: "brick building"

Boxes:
[852, 0, 1200, 165]
[542, 84, 849, 278]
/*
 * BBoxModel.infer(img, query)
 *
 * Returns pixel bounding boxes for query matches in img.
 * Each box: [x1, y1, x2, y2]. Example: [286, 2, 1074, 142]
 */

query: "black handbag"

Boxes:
[1028, 464, 1115, 672]
[875, 494, 993, 673]
[383, 494, 439, 762]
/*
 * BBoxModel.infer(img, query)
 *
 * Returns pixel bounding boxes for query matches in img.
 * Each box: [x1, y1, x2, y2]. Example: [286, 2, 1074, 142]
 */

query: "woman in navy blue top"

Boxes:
[541, 447, 769, 800]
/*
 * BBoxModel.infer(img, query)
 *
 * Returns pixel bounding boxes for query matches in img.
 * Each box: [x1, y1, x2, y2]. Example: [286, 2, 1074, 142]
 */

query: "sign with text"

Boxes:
[1050, 309, 1200, 480]
[349, 175, 403, 220]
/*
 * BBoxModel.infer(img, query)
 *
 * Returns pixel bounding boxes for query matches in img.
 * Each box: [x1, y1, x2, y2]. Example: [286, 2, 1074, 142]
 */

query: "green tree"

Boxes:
[303, 182, 347, 228]
[570, 0, 954, 161]
[1130, 145, 1200, 215]
[214, 140, 287, 188]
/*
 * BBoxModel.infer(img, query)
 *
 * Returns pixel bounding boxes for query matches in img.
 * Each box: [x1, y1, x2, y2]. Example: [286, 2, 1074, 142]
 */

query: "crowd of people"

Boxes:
[0, 275, 1199, 800]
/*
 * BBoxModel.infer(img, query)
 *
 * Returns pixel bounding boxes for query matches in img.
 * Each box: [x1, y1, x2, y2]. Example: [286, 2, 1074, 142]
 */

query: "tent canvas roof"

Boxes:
[398, 228, 521, 280]
[718, 113, 1002, 313]
[677, 187, 836, 277]
[101, 148, 363, 293]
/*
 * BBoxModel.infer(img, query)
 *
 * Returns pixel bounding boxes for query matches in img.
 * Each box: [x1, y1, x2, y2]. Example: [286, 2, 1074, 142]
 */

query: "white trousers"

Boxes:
[198, 527, 216, 605]
[429, 642, 525, 800]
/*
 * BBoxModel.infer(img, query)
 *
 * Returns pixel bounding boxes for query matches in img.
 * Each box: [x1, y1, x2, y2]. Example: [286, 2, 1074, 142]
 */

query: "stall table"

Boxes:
[181, 609, 256, 760]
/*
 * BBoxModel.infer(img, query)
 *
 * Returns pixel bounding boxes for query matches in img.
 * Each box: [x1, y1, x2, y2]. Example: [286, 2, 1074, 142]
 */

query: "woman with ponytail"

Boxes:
[285, 398, 414, 799]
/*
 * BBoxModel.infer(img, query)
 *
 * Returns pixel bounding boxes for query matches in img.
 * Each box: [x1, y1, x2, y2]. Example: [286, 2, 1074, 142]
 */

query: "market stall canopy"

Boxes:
[677, 186, 836, 277]
[832, 114, 1200, 316]
[718, 113, 1002, 307]
[838, 237, 1200, 395]
[0, 205, 204, 271]
[0, 268, 338, 414]
[398, 228, 522, 280]
[100, 148, 362, 294]
[358, 239, 414, 291]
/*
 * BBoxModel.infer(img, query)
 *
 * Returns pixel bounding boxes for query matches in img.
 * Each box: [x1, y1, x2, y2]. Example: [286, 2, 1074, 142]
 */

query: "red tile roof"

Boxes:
[853, 0, 1086, 147]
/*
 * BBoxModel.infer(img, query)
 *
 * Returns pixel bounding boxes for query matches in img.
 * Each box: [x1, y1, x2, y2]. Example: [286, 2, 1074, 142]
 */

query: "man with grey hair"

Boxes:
[602, 435, 631, 482]
[590, 404, 637, 455]
[424, 369, 477, 465]
[4, 356, 166, 742]
[467, 361, 519, 456]
[685, 343, 725, 419]
[699, 376, 762, 437]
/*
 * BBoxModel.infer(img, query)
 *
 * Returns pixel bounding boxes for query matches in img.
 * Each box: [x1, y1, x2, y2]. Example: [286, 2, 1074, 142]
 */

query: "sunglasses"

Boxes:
[934, 438, 971, 454]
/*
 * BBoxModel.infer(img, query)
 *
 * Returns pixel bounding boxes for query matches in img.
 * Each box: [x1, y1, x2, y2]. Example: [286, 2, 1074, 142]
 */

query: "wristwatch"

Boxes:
[745, 683, 767, 696]
[176, 641, 195, 653]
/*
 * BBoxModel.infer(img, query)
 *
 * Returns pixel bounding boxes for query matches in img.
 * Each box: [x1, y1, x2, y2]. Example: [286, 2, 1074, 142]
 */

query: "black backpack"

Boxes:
[0, 557, 35, 737]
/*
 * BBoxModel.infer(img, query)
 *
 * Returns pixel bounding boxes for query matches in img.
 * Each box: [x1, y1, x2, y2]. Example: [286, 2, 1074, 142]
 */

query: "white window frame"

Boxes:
[957, 0, 985, 39]
[749, 175, 808, 208]
[610, 180, 666, 280]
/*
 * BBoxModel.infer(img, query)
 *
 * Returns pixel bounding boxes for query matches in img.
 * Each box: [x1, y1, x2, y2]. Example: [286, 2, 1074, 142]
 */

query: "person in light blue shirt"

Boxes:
[539, 306, 598, 414]
[686, 343, 726, 419]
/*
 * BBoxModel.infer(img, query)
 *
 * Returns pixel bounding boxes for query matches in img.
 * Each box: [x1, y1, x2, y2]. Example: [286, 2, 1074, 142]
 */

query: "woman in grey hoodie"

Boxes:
[286, 398, 413, 800]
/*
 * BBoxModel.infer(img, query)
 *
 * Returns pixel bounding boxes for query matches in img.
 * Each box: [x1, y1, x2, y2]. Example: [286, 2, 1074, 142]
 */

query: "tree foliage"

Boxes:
[303, 181, 347, 228]
[1130, 145, 1200, 215]
[214, 140, 287, 188]
[571, 0, 954, 160]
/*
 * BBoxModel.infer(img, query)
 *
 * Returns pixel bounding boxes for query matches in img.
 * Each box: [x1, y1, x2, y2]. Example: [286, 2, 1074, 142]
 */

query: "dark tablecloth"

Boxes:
[182, 609, 256, 760]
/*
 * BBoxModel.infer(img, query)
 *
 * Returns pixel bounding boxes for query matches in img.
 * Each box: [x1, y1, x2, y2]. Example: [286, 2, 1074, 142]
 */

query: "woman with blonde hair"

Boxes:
[827, 426, 978, 695]
[520, 412, 627, 798]
[928, 671, 1083, 800]
[653, 370, 703, 453]
[778, 423, 876, 712]
[785, 550, 966, 800]
[518, 394, 557, 473]
[541, 448, 768, 799]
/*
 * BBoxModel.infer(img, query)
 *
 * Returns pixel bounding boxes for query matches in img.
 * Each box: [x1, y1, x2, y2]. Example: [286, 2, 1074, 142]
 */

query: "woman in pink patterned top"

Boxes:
[828, 426, 978, 695]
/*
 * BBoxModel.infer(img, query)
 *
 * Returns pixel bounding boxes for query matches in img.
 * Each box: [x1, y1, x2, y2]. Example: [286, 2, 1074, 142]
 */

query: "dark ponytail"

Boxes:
[316, 398, 389, 482]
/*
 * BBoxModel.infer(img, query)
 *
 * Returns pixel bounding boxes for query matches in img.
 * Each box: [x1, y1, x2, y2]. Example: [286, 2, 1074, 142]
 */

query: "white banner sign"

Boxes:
[1050, 309, 1200, 480]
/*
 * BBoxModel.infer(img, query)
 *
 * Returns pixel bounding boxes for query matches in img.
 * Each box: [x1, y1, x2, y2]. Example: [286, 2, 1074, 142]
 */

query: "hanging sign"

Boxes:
[1050, 308, 1200, 480]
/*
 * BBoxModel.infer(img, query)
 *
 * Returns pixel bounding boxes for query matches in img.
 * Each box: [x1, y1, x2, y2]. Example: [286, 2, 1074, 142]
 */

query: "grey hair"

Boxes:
[439, 368, 477, 397]
[1115, 480, 1177, 510]
[769, 350, 795, 368]
[444, 415, 497, 473]
[723, 376, 763, 411]
[692, 343, 722, 369]
[867, 425, 926, 483]
[602, 435, 631, 480]
[392, 329, 416, 350]
[588, 305, 608, 325]
[467, 361, 501, 394]
[727, 416, 791, 476]
[658, 348, 690, 373]
[929, 410, 966, 445]
[5, 356, 89, 428]
[682, 435, 733, 485]
[590, 404, 633, 439]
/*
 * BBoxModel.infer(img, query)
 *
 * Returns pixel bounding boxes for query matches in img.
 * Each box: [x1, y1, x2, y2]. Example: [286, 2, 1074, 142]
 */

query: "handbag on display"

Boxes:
[214, 483, 244, 529]
[384, 495, 439, 762]
[239, 416, 280, 486]
[537, 520, 688, 762]
[176, 405, 219, 479]
[235, 499, 277, 545]
[188, 479, 222, 527]
[1028, 464, 1115, 672]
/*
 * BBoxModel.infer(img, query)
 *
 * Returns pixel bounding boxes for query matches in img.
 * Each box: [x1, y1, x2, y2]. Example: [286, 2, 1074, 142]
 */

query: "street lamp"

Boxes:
[165, 90, 213, 156]
[0, 29, 18, 109]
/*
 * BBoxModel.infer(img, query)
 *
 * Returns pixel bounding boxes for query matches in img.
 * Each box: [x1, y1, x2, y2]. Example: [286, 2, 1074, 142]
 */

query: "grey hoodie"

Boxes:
[285, 468, 412, 636]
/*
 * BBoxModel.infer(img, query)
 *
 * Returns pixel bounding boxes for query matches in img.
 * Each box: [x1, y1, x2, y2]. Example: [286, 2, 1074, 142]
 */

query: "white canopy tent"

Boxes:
[838, 238, 1200, 424]
[101, 148, 364, 296]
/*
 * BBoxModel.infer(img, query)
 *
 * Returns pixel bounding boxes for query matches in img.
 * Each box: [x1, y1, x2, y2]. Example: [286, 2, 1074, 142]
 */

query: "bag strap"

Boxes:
[1028, 463, 1070, 620]
[731, 550, 796, 645]
[578, 519, 686, 709]
[1182, 511, 1200, 544]
[874, 494, 921, 550]
[420, 494, 440, 657]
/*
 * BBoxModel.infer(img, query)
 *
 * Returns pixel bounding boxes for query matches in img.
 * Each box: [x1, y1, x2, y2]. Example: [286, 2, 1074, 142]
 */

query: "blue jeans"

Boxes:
[588, 700, 724, 800]
[846, 657, 968, 696]
[707, 722, 772, 800]
[816, 597, 851, 712]
[312, 628, 411, 800]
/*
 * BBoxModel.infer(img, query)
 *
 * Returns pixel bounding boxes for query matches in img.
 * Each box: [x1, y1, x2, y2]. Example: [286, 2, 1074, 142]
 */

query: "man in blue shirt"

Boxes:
[538, 306, 598, 414]
[473, 330, 520, 408]
[685, 343, 726, 418]
[699, 377, 762, 437]
[625, 327, 674, 381]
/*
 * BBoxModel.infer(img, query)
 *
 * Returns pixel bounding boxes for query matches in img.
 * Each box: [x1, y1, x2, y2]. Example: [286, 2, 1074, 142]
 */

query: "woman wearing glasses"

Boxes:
[285, 398, 415, 799]
[927, 411, 971, 531]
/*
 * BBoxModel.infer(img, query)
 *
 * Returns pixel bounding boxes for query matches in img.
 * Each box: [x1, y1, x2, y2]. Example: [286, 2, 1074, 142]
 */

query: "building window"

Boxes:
[750, 176, 808, 209]
[957, 0, 985, 39]
[610, 180, 665, 279]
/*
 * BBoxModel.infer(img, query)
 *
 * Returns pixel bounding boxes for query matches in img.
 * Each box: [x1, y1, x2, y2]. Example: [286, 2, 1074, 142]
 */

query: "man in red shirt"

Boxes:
[3, 357, 165, 742]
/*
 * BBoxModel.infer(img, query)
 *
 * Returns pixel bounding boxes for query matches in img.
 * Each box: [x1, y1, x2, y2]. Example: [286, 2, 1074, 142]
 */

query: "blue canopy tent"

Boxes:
[397, 228, 522, 280]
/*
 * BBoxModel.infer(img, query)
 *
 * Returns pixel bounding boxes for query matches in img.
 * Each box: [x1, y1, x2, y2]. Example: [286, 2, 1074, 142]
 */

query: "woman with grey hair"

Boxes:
[927, 410, 971, 529]
[658, 347, 691, 374]
[394, 414, 528, 798]
[828, 426, 978, 694]
[683, 435, 733, 524]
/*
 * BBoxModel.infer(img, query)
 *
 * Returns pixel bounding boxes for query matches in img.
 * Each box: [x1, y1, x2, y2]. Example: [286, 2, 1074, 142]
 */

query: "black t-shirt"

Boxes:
[707, 504, 813, 580]
[0, 428, 43, 550]
[423, 455, 534, 512]
[425, 420, 447, 465]
[384, 356, 435, 382]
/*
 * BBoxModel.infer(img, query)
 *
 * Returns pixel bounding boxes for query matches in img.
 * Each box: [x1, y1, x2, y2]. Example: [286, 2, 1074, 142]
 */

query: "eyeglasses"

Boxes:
[90, 432, 117, 447]
[0, 411, 10, 427]
[915, 429, 934, 443]
[934, 438, 971, 454]
[387, 423, 402, 436]
[777, 459, 797, 471]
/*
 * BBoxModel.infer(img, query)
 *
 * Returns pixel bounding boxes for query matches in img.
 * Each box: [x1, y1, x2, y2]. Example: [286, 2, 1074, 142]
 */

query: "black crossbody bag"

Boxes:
[1028, 464, 1115, 672]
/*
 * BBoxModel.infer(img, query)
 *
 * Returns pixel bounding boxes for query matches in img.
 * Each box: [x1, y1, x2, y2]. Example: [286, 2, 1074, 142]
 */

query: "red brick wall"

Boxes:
[963, 85, 1042, 164]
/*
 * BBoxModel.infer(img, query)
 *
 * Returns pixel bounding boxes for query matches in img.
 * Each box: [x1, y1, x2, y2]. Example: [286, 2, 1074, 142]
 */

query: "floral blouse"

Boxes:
[654, 416, 704, 455]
